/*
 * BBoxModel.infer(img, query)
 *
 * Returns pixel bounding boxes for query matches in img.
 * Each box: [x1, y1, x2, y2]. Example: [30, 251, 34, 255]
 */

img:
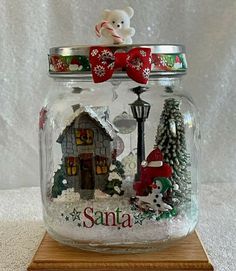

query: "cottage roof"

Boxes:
[57, 106, 118, 143]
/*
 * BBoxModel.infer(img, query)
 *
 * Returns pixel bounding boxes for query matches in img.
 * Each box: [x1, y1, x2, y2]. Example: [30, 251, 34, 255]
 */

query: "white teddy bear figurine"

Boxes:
[95, 7, 135, 44]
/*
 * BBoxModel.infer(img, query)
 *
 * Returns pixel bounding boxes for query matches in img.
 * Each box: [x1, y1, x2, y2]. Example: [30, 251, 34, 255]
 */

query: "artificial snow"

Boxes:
[53, 188, 80, 202]
[94, 189, 110, 199]
[45, 181, 197, 245]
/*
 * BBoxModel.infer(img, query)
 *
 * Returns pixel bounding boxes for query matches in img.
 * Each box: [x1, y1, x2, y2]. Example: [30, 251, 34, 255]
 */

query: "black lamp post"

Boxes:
[129, 86, 151, 179]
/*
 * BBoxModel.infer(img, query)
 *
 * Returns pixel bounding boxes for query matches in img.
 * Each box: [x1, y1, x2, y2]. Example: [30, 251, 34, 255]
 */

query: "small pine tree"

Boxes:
[104, 160, 125, 196]
[113, 160, 125, 178]
[155, 98, 191, 208]
[52, 164, 67, 198]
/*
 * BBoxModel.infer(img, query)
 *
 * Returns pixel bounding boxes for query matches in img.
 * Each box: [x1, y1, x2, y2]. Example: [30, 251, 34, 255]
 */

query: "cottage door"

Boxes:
[80, 154, 95, 190]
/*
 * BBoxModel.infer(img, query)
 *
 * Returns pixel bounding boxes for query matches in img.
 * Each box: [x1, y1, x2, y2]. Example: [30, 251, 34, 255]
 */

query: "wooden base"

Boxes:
[28, 231, 213, 271]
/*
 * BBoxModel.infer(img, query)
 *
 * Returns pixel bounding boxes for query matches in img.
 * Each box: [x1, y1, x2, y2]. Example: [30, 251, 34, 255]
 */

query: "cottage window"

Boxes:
[75, 129, 94, 145]
[65, 157, 78, 176]
[95, 156, 108, 175]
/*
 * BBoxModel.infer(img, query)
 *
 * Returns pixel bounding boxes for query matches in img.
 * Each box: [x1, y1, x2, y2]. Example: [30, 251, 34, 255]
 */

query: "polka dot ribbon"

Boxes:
[89, 47, 152, 84]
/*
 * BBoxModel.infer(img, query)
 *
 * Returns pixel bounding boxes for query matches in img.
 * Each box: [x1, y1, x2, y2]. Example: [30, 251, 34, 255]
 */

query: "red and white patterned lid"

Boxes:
[48, 44, 187, 83]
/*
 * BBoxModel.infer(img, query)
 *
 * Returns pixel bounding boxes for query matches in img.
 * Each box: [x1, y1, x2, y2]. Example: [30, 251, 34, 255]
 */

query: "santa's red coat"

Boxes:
[133, 149, 172, 196]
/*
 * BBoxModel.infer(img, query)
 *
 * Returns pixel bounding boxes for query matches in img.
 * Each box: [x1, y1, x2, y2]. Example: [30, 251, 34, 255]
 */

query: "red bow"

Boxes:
[89, 47, 152, 84]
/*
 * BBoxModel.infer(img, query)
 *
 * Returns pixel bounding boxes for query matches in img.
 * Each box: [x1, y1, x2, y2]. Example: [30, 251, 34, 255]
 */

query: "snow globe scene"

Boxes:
[39, 7, 200, 253]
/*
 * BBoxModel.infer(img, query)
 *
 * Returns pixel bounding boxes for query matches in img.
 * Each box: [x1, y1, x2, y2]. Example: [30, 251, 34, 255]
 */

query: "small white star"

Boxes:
[134, 213, 145, 225]
[70, 208, 81, 221]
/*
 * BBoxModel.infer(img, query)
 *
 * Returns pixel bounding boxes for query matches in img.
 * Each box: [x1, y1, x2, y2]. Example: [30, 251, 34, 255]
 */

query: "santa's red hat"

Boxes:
[141, 148, 164, 168]
[134, 148, 172, 196]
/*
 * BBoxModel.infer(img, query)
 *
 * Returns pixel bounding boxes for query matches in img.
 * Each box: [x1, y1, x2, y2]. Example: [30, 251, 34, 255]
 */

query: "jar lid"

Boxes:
[48, 44, 187, 82]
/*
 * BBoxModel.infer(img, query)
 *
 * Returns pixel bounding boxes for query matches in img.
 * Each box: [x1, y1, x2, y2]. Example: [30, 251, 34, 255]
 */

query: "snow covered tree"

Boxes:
[52, 164, 68, 198]
[104, 160, 125, 196]
[155, 98, 191, 208]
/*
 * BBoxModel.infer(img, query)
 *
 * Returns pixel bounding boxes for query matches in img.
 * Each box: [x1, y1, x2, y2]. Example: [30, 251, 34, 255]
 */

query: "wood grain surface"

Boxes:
[28, 231, 213, 270]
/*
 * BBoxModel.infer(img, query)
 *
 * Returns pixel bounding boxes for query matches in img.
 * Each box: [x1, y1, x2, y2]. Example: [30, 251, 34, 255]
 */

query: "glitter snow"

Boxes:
[44, 180, 197, 246]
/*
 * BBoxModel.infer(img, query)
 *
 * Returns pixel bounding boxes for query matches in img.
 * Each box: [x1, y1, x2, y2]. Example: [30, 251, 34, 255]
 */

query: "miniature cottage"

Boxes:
[57, 105, 118, 199]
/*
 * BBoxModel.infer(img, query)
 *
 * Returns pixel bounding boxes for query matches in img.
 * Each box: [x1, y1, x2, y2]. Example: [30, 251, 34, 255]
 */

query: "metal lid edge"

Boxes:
[49, 44, 186, 56]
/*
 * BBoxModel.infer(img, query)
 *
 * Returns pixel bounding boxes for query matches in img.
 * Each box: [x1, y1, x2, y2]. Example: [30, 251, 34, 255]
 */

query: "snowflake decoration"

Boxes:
[143, 68, 150, 79]
[91, 49, 98, 56]
[101, 49, 113, 58]
[94, 65, 105, 77]
[50, 56, 69, 72]
[130, 58, 143, 70]
[98, 49, 114, 65]
[140, 50, 146, 57]
[56, 60, 65, 70]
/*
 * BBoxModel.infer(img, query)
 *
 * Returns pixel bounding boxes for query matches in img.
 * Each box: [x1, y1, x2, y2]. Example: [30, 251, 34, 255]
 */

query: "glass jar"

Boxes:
[40, 44, 200, 253]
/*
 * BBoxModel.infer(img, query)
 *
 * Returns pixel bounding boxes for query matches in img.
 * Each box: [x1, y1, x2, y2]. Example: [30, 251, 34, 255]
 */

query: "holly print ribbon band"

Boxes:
[49, 46, 187, 83]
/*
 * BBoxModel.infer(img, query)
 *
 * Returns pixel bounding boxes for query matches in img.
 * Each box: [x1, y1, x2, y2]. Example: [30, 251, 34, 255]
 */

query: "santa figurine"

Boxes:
[133, 148, 172, 196]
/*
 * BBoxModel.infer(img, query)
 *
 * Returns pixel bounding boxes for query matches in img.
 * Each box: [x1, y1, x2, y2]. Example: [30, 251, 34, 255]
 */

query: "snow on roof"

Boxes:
[57, 106, 118, 143]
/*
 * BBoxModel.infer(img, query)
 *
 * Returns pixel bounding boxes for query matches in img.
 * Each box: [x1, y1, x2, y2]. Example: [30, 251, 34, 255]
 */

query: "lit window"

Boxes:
[65, 157, 78, 176]
[95, 156, 108, 175]
[75, 129, 94, 145]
